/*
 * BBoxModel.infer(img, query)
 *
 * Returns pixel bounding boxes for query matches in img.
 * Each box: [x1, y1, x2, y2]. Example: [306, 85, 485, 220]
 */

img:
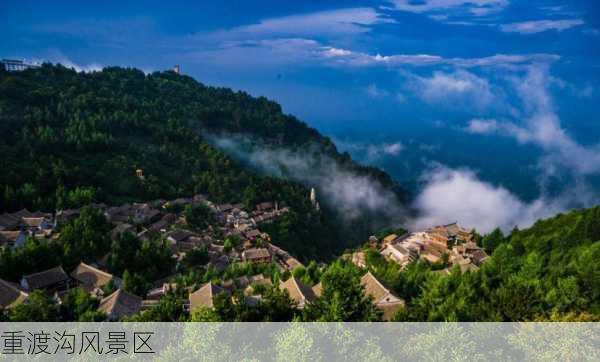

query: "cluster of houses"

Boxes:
[274, 272, 404, 320]
[0, 209, 55, 248]
[0, 260, 405, 321]
[184, 270, 405, 321]
[1, 198, 485, 321]
[1, 194, 300, 274]
[377, 222, 489, 273]
[0, 194, 307, 320]
[0, 262, 149, 321]
[101, 196, 296, 273]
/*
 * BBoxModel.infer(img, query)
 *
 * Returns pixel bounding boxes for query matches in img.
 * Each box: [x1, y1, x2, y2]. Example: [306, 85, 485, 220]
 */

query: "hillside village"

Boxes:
[0, 192, 489, 321]
[357, 222, 489, 274]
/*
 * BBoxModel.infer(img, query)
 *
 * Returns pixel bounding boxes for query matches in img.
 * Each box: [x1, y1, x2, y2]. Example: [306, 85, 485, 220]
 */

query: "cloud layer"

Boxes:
[407, 70, 497, 111]
[465, 66, 600, 177]
[410, 165, 565, 233]
[210, 7, 395, 39]
[334, 138, 404, 161]
[389, 0, 509, 17]
[207, 133, 407, 221]
[500, 19, 584, 34]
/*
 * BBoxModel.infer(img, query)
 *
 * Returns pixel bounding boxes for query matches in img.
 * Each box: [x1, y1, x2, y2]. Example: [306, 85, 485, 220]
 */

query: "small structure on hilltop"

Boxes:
[1, 59, 40, 72]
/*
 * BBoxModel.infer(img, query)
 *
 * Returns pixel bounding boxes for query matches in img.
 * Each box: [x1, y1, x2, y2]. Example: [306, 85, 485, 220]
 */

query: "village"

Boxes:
[0, 191, 487, 321]
[347, 222, 489, 275]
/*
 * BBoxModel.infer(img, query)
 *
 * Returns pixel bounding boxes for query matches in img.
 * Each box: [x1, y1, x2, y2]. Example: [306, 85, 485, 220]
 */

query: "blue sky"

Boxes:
[2, 0, 600, 231]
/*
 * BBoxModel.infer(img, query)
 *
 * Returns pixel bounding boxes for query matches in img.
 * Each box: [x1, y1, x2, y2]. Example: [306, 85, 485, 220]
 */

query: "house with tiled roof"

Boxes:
[242, 248, 271, 264]
[312, 282, 322, 298]
[110, 222, 135, 241]
[0, 212, 21, 231]
[167, 230, 195, 245]
[350, 251, 366, 268]
[148, 213, 177, 233]
[249, 274, 272, 287]
[283, 256, 303, 270]
[382, 233, 401, 245]
[360, 272, 405, 321]
[0, 278, 28, 309]
[449, 240, 489, 270]
[0, 209, 54, 236]
[98, 289, 142, 321]
[256, 201, 274, 212]
[20, 266, 70, 292]
[470, 249, 489, 266]
[188, 282, 230, 311]
[244, 229, 262, 240]
[71, 262, 119, 295]
[0, 230, 27, 249]
[279, 276, 316, 309]
[132, 203, 161, 225]
[381, 243, 413, 265]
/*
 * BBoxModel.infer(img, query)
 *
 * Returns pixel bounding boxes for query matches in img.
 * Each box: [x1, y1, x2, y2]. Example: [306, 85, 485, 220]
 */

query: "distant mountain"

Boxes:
[0, 64, 408, 258]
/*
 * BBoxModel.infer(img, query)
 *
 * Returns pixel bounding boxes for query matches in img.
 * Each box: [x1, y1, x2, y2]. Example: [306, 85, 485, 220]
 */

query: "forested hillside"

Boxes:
[0, 64, 407, 258]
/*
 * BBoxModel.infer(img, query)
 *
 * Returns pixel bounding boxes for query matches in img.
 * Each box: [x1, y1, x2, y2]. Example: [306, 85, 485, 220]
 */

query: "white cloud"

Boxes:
[465, 118, 531, 142]
[365, 84, 389, 98]
[510, 66, 600, 176]
[321, 46, 559, 69]
[185, 38, 560, 72]
[208, 133, 406, 221]
[411, 165, 565, 233]
[390, 0, 509, 17]
[382, 142, 404, 156]
[463, 66, 600, 179]
[33, 52, 103, 73]
[408, 70, 497, 111]
[365, 84, 407, 103]
[334, 138, 405, 160]
[209, 7, 394, 40]
[465, 118, 499, 134]
[500, 19, 584, 34]
[55, 59, 103, 73]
